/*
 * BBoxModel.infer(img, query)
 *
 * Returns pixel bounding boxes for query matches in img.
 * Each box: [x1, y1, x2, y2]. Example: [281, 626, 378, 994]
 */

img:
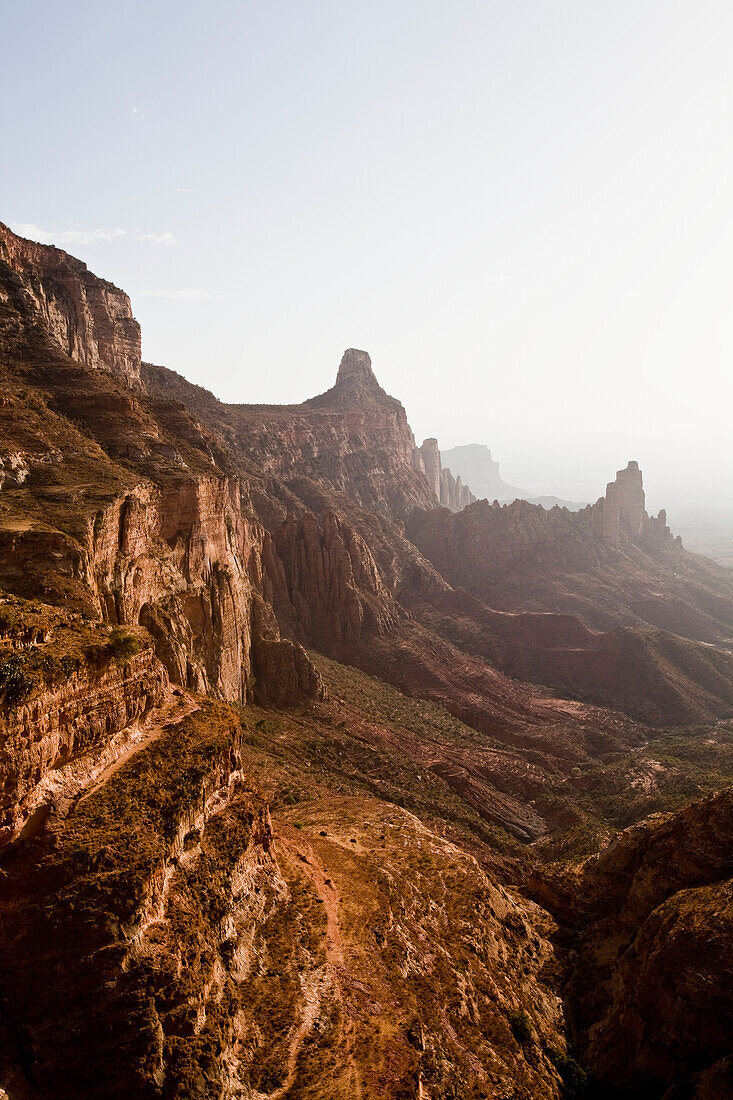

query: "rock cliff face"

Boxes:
[0, 221, 322, 710]
[0, 470, 320, 707]
[415, 437, 476, 511]
[440, 464, 474, 510]
[263, 509, 403, 657]
[143, 352, 477, 520]
[531, 788, 733, 1097]
[417, 437, 442, 499]
[0, 645, 166, 846]
[0, 700, 282, 1100]
[184, 347, 442, 520]
[89, 475, 258, 700]
[597, 460, 672, 546]
[0, 222, 141, 386]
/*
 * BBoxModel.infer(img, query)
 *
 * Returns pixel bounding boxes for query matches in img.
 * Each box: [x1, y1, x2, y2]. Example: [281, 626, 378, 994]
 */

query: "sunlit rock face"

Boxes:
[0, 222, 141, 386]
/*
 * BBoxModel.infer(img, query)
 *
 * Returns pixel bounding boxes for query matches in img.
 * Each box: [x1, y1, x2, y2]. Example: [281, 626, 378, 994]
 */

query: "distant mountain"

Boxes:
[441, 442, 587, 510]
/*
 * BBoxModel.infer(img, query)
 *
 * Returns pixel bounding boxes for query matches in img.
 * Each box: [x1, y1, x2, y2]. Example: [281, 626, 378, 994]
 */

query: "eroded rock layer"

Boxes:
[0, 222, 141, 385]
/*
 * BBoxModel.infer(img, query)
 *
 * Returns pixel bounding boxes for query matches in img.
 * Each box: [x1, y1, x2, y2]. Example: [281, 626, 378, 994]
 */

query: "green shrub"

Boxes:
[0, 654, 34, 705]
[549, 1048, 588, 1096]
[508, 1009, 533, 1043]
[86, 627, 143, 665]
[107, 627, 143, 661]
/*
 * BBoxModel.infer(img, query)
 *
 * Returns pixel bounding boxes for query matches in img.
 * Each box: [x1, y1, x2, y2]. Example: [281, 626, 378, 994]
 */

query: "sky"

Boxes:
[2, 0, 732, 518]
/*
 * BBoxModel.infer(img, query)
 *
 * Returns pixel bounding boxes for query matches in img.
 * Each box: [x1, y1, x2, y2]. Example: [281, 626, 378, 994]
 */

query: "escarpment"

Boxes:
[1, 222, 732, 1098]
[88, 475, 259, 700]
[143, 350, 478, 520]
[0, 468, 321, 708]
[0, 222, 322, 710]
[0, 222, 141, 386]
[263, 509, 403, 656]
[0, 700, 284, 1100]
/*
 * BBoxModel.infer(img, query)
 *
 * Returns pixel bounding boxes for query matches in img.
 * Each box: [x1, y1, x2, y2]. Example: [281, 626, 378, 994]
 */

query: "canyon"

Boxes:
[0, 221, 731, 1099]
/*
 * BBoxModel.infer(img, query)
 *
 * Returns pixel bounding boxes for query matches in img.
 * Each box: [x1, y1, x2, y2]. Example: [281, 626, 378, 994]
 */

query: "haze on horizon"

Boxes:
[3, 1, 731, 523]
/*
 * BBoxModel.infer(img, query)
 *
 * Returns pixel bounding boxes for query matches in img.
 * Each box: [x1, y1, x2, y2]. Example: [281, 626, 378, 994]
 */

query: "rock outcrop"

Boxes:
[406, 468, 732, 645]
[597, 460, 672, 547]
[0, 221, 141, 386]
[0, 700, 282, 1099]
[263, 509, 403, 657]
[0, 645, 166, 846]
[311, 346, 389, 407]
[416, 437, 476, 511]
[531, 788, 733, 1097]
[0, 470, 320, 707]
[417, 437, 442, 499]
[440, 464, 474, 511]
[0, 221, 322, 710]
[0, 596, 171, 846]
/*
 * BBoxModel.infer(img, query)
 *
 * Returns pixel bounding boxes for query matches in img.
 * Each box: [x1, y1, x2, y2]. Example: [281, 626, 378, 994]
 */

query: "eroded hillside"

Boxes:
[0, 222, 731, 1098]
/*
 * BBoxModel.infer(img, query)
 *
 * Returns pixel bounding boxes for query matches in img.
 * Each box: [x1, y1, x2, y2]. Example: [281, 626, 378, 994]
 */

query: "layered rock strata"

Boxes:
[0, 221, 141, 385]
[0, 646, 166, 846]
[0, 701, 281, 1099]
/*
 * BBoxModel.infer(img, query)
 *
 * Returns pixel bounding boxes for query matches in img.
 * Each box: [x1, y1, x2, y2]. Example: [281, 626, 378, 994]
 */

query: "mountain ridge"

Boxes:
[0, 221, 731, 1098]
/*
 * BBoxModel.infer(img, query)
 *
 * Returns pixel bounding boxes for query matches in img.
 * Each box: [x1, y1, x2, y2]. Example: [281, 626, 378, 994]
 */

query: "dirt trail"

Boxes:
[269, 826, 361, 1100]
[72, 689, 199, 811]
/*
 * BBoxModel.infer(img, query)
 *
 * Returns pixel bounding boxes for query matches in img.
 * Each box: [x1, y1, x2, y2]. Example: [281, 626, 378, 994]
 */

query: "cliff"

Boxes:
[174, 347, 443, 520]
[144, 352, 478, 520]
[596, 460, 673, 547]
[0, 221, 141, 386]
[530, 788, 733, 1097]
[0, 699, 281, 1099]
[0, 223, 322, 711]
[414, 438, 476, 511]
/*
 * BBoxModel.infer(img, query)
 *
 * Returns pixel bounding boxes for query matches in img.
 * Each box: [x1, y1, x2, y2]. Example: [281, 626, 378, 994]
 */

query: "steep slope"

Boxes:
[407, 586, 733, 726]
[0, 222, 141, 386]
[4, 606, 728, 1098]
[140, 336, 733, 729]
[530, 788, 733, 1098]
[0, 614, 578, 1099]
[144, 349, 441, 520]
[0, 224, 321, 708]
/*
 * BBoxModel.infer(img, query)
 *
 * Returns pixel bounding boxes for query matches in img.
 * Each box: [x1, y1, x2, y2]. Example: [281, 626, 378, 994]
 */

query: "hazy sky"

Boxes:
[3, 1, 732, 516]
